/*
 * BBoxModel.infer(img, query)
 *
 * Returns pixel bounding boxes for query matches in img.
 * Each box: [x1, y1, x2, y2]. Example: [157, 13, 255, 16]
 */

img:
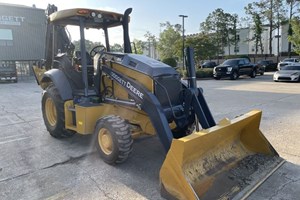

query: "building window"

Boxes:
[0, 29, 13, 46]
[234, 46, 239, 53]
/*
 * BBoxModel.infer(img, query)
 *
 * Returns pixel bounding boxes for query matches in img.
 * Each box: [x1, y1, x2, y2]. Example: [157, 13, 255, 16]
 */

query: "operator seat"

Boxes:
[73, 51, 93, 65]
[73, 51, 94, 86]
[55, 54, 97, 97]
[54, 54, 85, 90]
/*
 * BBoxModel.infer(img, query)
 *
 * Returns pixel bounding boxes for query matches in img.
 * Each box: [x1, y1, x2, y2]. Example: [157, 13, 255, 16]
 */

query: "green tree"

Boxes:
[253, 13, 264, 56]
[162, 57, 177, 68]
[73, 40, 102, 53]
[200, 8, 237, 57]
[157, 22, 182, 61]
[185, 33, 218, 64]
[288, 18, 300, 54]
[245, 5, 264, 56]
[110, 43, 123, 52]
[286, 0, 300, 57]
[132, 39, 145, 54]
[227, 14, 239, 55]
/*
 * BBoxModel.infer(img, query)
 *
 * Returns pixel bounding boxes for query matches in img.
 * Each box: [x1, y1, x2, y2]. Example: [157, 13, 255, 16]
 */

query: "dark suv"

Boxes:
[213, 58, 256, 80]
[257, 60, 277, 72]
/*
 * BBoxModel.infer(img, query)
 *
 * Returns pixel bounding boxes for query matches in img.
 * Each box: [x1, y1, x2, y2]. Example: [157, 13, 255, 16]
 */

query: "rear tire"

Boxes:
[42, 84, 75, 138]
[95, 115, 133, 164]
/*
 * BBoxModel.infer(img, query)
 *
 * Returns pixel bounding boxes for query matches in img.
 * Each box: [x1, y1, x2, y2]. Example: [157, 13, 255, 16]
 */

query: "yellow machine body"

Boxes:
[64, 100, 155, 136]
[62, 61, 156, 136]
[160, 110, 280, 200]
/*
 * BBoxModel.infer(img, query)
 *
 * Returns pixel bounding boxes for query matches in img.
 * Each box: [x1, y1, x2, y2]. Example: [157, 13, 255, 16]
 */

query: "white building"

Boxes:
[142, 41, 159, 60]
[224, 23, 291, 56]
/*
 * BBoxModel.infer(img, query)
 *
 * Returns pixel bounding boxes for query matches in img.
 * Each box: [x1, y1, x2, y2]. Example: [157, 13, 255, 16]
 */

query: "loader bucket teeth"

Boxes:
[160, 110, 283, 200]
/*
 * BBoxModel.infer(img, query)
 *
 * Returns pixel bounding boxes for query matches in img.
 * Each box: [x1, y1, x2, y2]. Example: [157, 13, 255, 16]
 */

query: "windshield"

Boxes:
[283, 58, 296, 62]
[65, 25, 124, 53]
[281, 65, 300, 70]
[222, 59, 239, 65]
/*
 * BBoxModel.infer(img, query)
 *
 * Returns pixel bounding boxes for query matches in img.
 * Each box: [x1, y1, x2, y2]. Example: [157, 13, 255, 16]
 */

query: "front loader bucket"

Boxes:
[160, 110, 284, 200]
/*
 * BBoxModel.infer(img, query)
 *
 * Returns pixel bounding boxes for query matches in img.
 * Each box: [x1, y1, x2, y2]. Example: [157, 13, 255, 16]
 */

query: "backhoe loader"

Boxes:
[33, 5, 284, 199]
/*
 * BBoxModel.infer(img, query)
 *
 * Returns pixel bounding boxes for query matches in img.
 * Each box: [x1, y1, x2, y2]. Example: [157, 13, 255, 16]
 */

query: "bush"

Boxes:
[196, 68, 213, 78]
[162, 57, 177, 68]
[176, 68, 213, 79]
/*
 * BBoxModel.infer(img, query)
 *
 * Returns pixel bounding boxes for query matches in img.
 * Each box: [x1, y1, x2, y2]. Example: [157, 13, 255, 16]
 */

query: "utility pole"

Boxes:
[179, 15, 188, 69]
[269, 0, 273, 56]
[276, 7, 280, 63]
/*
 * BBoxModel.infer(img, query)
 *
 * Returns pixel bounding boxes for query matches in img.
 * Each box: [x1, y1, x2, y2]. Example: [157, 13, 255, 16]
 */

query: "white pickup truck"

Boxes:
[277, 58, 299, 70]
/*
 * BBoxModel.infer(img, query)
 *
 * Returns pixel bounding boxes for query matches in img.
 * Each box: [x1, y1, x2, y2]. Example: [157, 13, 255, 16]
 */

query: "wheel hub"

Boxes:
[98, 128, 113, 155]
[45, 98, 57, 127]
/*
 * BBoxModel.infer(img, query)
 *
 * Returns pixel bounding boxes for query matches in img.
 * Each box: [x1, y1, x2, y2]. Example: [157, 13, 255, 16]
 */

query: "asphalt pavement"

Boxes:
[0, 73, 299, 200]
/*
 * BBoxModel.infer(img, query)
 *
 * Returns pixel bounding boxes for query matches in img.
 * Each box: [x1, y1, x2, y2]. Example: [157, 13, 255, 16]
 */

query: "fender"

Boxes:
[41, 69, 73, 100]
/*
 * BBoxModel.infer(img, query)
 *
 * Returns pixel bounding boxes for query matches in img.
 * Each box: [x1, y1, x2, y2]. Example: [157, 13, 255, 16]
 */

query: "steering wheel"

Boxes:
[90, 45, 106, 58]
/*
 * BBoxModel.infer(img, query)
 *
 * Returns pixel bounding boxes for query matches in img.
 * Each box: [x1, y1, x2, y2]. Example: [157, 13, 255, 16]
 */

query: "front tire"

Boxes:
[250, 69, 256, 78]
[230, 71, 238, 80]
[95, 115, 133, 164]
[42, 84, 74, 138]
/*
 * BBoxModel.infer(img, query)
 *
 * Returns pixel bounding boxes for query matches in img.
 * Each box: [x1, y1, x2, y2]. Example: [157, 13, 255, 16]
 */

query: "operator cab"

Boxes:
[45, 6, 132, 96]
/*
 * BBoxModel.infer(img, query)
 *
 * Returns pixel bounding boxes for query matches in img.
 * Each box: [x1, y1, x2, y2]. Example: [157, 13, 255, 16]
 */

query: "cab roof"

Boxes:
[49, 8, 128, 29]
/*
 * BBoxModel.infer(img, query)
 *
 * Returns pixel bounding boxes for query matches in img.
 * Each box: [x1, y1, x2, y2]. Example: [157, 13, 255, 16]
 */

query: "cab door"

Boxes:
[238, 59, 247, 75]
[243, 58, 253, 74]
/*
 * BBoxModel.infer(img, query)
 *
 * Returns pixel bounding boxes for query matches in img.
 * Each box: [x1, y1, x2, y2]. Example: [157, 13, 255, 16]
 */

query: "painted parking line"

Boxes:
[0, 137, 30, 145]
[0, 134, 26, 140]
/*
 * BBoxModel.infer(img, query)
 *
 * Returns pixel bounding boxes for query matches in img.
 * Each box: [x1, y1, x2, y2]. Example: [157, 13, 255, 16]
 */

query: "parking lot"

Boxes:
[0, 73, 299, 200]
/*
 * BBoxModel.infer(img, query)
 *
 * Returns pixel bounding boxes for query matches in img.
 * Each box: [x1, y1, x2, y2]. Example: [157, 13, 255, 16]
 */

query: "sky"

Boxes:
[0, 0, 253, 44]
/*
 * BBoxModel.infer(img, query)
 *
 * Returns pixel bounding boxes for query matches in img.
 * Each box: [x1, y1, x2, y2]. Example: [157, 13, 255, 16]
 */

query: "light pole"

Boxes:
[179, 15, 188, 69]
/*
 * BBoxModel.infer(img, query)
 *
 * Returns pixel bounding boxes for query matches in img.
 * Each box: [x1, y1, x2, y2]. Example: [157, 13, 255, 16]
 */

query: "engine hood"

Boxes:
[276, 70, 300, 75]
[216, 64, 231, 68]
[121, 54, 179, 77]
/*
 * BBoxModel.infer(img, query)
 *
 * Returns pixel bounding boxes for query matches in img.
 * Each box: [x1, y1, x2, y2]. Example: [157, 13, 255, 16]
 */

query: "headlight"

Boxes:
[91, 12, 96, 17]
[291, 72, 299, 76]
[227, 67, 232, 72]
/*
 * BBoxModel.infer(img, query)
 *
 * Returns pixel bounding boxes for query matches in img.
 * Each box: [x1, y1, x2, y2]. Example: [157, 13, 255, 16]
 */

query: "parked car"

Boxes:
[273, 64, 300, 82]
[201, 61, 217, 68]
[277, 58, 299, 70]
[256, 60, 277, 72]
[213, 58, 257, 80]
[0, 62, 18, 83]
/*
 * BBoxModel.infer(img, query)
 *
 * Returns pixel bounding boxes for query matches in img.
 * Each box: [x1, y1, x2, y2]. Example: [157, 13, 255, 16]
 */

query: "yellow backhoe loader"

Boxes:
[33, 5, 284, 199]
